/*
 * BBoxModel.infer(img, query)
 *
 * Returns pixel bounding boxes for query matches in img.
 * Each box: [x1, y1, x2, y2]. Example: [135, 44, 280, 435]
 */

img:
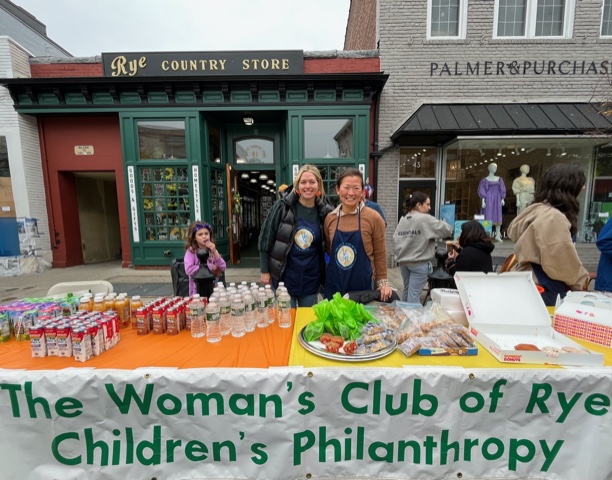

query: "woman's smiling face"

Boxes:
[298, 171, 318, 200]
[336, 175, 363, 211]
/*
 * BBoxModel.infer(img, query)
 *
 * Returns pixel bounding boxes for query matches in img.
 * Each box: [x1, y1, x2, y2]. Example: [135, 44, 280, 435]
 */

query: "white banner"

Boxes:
[0, 367, 611, 479]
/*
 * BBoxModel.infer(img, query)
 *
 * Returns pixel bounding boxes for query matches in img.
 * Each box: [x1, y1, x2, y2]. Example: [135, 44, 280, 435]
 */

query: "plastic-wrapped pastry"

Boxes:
[398, 338, 422, 357]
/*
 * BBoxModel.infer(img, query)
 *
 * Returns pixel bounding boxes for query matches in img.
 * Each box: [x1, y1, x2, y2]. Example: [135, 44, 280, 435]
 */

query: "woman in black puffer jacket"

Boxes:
[446, 220, 495, 275]
[258, 164, 333, 308]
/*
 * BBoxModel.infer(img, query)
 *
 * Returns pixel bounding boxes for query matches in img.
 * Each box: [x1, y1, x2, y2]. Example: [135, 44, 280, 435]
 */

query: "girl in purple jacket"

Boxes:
[184, 221, 226, 296]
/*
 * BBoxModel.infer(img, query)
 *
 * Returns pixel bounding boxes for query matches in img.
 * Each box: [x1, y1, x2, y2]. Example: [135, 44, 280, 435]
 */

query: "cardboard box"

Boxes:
[455, 272, 604, 366]
[554, 293, 612, 348]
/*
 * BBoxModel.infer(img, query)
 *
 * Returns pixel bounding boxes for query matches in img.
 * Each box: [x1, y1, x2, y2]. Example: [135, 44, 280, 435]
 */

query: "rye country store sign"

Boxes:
[102, 51, 304, 77]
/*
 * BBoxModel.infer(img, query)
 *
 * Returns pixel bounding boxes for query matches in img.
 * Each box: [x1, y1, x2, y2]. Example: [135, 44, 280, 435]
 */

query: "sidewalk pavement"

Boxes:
[0, 241, 600, 304]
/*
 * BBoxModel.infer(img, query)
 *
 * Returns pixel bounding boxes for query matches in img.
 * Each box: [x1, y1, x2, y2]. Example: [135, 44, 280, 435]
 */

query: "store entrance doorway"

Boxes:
[398, 180, 437, 220]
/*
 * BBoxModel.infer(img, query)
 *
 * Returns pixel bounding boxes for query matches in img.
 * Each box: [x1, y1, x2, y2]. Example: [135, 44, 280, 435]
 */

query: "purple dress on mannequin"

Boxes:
[478, 177, 506, 223]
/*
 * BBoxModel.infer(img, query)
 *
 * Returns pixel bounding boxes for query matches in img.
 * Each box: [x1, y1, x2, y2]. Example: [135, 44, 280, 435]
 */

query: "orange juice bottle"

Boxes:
[92, 295, 106, 313]
[130, 295, 143, 329]
[115, 294, 129, 328]
[78, 296, 91, 312]
[104, 295, 115, 312]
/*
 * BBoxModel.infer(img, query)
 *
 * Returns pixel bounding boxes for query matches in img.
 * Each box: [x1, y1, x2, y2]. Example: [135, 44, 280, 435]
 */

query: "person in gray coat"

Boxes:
[393, 192, 452, 303]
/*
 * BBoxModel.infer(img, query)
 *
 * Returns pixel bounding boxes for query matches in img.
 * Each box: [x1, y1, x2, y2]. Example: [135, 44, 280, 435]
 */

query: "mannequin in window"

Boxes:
[512, 164, 536, 215]
[478, 162, 506, 242]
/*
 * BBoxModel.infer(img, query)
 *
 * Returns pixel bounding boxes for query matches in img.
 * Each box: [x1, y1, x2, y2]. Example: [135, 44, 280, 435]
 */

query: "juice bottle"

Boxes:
[86, 294, 94, 312]
[130, 295, 143, 329]
[104, 295, 115, 312]
[114, 294, 129, 328]
[78, 296, 91, 313]
[92, 295, 106, 313]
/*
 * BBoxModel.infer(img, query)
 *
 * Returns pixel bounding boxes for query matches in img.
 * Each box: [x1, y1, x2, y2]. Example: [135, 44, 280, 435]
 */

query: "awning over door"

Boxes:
[391, 103, 612, 145]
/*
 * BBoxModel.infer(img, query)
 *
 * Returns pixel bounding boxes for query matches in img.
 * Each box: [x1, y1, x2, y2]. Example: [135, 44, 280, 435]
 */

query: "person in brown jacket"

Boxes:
[508, 164, 589, 306]
[323, 168, 392, 301]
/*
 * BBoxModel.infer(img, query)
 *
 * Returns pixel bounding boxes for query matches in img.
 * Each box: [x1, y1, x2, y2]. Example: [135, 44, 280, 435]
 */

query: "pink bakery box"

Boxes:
[554, 292, 612, 348]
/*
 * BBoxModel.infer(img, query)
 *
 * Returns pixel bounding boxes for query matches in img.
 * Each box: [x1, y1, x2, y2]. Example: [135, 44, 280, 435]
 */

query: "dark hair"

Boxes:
[406, 191, 429, 212]
[533, 164, 585, 236]
[459, 221, 492, 248]
[336, 167, 364, 188]
[185, 221, 214, 251]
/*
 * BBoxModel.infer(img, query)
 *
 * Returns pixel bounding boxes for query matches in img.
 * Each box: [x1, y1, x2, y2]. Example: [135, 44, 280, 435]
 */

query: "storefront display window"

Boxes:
[319, 164, 350, 206]
[304, 119, 353, 159]
[138, 120, 186, 160]
[141, 166, 190, 241]
[443, 138, 606, 242]
[235, 137, 274, 164]
[400, 147, 436, 178]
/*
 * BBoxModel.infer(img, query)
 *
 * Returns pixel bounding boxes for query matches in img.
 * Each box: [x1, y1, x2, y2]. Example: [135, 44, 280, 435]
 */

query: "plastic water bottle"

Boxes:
[264, 285, 276, 324]
[189, 294, 205, 338]
[230, 295, 246, 338]
[205, 298, 221, 343]
[219, 293, 231, 336]
[256, 288, 268, 328]
[243, 294, 256, 332]
[277, 288, 292, 328]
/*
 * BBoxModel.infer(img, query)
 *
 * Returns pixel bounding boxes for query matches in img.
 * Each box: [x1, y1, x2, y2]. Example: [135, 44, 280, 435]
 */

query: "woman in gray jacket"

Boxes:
[393, 192, 452, 303]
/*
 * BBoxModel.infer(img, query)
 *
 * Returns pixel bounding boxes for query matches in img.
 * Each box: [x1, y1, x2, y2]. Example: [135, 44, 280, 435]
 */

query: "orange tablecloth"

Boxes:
[289, 308, 612, 368]
[0, 312, 295, 370]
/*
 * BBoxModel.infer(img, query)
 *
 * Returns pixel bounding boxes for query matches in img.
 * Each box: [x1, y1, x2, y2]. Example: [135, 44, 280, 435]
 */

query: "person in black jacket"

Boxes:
[258, 165, 333, 308]
[446, 221, 495, 275]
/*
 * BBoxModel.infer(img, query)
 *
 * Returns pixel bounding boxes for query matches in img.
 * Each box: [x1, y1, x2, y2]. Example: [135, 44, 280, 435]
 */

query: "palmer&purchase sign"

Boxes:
[102, 51, 304, 77]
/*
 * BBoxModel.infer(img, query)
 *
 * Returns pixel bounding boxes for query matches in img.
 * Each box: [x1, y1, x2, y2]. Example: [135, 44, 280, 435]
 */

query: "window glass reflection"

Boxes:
[138, 120, 186, 160]
[304, 119, 353, 159]
[235, 138, 274, 164]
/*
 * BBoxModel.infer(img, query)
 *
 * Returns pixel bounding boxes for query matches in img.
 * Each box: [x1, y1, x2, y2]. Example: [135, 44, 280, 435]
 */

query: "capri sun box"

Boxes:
[553, 291, 612, 348]
[454, 272, 604, 367]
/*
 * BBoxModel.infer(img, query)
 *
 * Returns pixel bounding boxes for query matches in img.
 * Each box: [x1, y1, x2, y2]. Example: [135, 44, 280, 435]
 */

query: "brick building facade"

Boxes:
[347, 0, 612, 260]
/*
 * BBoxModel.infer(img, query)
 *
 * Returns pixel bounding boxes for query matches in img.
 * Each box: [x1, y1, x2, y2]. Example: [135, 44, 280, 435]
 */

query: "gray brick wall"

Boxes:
[371, 0, 612, 264]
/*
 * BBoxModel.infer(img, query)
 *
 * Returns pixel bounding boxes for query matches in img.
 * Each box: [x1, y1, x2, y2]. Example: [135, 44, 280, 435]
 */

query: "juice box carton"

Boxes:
[14, 310, 37, 341]
[152, 306, 167, 334]
[166, 307, 180, 335]
[72, 328, 93, 362]
[44, 323, 59, 356]
[56, 323, 73, 357]
[29, 325, 47, 358]
[0, 313, 10, 342]
[136, 308, 149, 335]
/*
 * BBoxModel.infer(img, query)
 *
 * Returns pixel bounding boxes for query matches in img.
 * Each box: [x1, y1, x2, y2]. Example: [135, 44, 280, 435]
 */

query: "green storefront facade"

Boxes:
[4, 51, 386, 267]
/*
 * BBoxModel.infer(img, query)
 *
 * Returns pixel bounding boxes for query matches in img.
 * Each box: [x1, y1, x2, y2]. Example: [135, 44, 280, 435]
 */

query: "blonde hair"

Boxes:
[293, 164, 325, 199]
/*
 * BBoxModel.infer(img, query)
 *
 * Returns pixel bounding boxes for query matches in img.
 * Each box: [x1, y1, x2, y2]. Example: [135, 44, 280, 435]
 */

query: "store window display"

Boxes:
[512, 165, 536, 215]
[478, 163, 506, 242]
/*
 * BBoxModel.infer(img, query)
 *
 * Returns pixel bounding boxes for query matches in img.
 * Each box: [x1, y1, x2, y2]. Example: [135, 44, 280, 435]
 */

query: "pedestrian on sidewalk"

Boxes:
[446, 220, 495, 275]
[508, 164, 588, 306]
[393, 192, 452, 304]
[595, 219, 612, 295]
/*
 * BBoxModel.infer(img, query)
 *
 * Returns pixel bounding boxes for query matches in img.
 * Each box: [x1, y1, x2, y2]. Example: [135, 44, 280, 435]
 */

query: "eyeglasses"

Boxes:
[193, 223, 211, 233]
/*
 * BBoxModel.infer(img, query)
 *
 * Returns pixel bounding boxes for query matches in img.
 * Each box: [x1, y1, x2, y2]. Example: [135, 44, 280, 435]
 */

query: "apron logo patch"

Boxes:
[335, 243, 356, 270]
[294, 227, 314, 251]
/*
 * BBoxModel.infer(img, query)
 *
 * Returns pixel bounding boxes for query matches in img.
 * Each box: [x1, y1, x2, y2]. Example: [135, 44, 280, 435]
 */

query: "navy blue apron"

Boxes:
[283, 216, 321, 296]
[324, 211, 373, 299]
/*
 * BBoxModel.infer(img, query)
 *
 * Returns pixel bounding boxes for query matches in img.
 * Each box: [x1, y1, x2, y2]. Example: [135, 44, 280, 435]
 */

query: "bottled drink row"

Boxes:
[199, 281, 292, 344]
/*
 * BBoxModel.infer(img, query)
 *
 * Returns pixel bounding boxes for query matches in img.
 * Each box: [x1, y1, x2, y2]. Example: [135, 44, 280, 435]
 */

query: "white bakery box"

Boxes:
[454, 272, 604, 367]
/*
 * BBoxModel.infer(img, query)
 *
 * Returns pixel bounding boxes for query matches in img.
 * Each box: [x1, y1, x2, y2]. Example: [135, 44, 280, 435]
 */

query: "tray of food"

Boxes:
[298, 324, 397, 362]
[299, 294, 397, 362]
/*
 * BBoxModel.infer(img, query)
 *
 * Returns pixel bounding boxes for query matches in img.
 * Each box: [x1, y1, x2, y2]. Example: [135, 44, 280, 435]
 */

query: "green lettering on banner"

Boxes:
[52, 432, 81, 465]
[55, 397, 83, 418]
[525, 383, 552, 415]
[342, 381, 369, 414]
[557, 391, 583, 423]
[135, 425, 162, 465]
[0, 383, 23, 417]
[213, 440, 237, 461]
[413, 379, 438, 416]
[105, 383, 154, 414]
[250, 443, 268, 464]
[185, 440, 208, 461]
[187, 392, 225, 415]
[584, 393, 610, 415]
[508, 438, 536, 471]
[158, 393, 182, 415]
[298, 391, 315, 414]
[540, 440, 564, 471]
